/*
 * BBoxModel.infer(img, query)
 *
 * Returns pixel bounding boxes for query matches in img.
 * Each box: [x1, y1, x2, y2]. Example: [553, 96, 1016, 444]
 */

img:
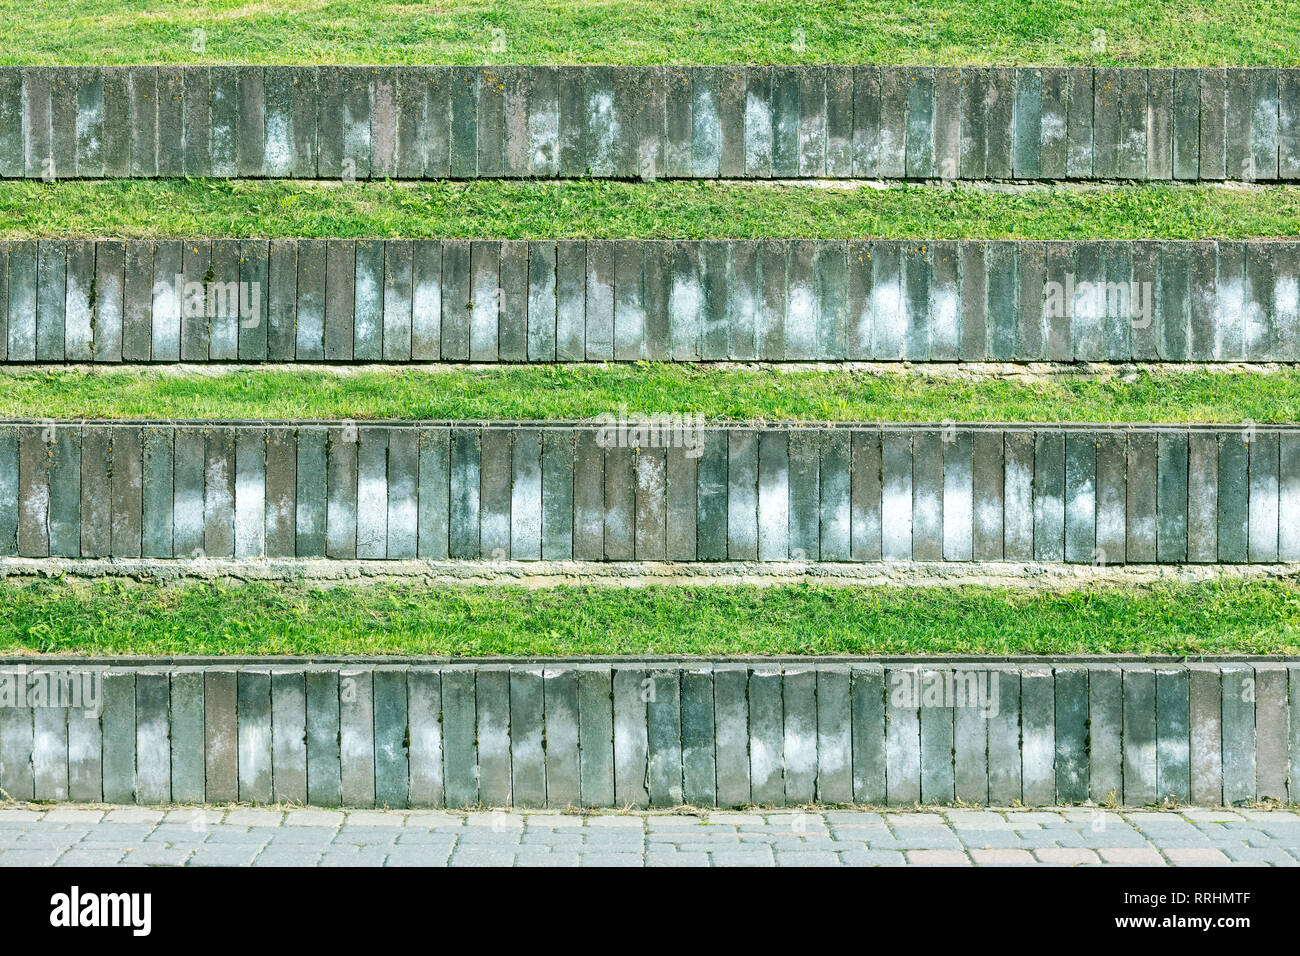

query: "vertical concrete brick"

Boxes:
[325, 425, 357, 559]
[1122, 666, 1158, 805]
[0, 668, 34, 800]
[972, 430, 1005, 562]
[355, 427, 389, 560]
[1156, 666, 1191, 804]
[749, 664, 785, 806]
[584, 239, 614, 361]
[63, 669, 102, 803]
[99, 669, 136, 804]
[339, 667, 375, 808]
[1063, 431, 1096, 564]
[681, 664, 716, 808]
[1033, 431, 1065, 563]
[165, 668, 202, 805]
[1172, 69, 1201, 180]
[1126, 431, 1158, 563]
[911, 429, 943, 562]
[1220, 664, 1256, 805]
[612, 664, 649, 807]
[234, 427, 266, 560]
[411, 239, 442, 360]
[476, 664, 512, 806]
[305, 666, 342, 807]
[1088, 664, 1123, 804]
[294, 427, 327, 558]
[373, 665, 410, 809]
[1020, 666, 1055, 806]
[237, 668, 273, 805]
[819, 429, 851, 562]
[438, 239, 470, 360]
[1187, 663, 1223, 806]
[783, 665, 818, 805]
[417, 427, 450, 560]
[603, 444, 635, 561]
[954, 666, 990, 805]
[109, 426, 142, 559]
[813, 663, 851, 804]
[880, 431, 912, 561]
[204, 668, 237, 804]
[131, 669, 168, 805]
[1054, 665, 1088, 804]
[554, 240, 585, 361]
[919, 666, 955, 805]
[1254, 664, 1289, 802]
[756, 430, 788, 561]
[884, 665, 921, 806]
[541, 666, 580, 809]
[714, 662, 750, 808]
[1157, 430, 1189, 563]
[47, 426, 80, 560]
[850, 663, 886, 805]
[508, 666, 546, 809]
[407, 665, 444, 808]
[987, 666, 1022, 805]
[1095, 432, 1126, 566]
[1218, 430, 1249, 562]
[578, 664, 614, 809]
[270, 667, 307, 806]
[31, 669, 68, 802]
[1249, 431, 1281, 562]
[646, 667, 683, 807]
[440, 663, 478, 808]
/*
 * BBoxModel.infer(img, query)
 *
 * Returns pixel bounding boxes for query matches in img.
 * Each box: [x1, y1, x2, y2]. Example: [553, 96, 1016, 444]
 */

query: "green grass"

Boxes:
[3, 180, 1299, 241]
[2, 365, 1297, 424]
[3, 0, 1296, 66]
[1, 579, 1296, 656]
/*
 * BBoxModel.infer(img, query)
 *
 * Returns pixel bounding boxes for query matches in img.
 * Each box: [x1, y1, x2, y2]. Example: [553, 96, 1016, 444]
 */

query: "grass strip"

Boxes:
[2, 0, 1295, 66]
[1, 181, 1299, 241]
[1, 366, 1296, 425]
[2, 579, 1296, 657]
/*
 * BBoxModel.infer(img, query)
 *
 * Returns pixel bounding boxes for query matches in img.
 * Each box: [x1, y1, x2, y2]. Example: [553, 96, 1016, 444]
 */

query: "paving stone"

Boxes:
[1034, 847, 1100, 864]
[906, 849, 970, 865]
[971, 848, 1036, 865]
[103, 808, 163, 825]
[284, 810, 345, 828]
[1098, 847, 1165, 864]
[41, 808, 104, 824]
[224, 809, 284, 827]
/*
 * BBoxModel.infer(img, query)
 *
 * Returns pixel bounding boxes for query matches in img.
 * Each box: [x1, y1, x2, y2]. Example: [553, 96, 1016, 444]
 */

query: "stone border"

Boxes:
[0, 66, 1297, 182]
[1, 660, 1295, 808]
[1, 422, 1298, 566]
[3, 239, 1298, 364]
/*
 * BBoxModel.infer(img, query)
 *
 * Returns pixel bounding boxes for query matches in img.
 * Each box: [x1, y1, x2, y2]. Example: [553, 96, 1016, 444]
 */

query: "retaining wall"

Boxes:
[1, 421, 1297, 565]
[3, 239, 1299, 364]
[1, 66, 1298, 182]
[0, 659, 1294, 808]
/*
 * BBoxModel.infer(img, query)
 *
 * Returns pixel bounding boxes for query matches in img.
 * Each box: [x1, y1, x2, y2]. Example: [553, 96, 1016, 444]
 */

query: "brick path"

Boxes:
[1, 805, 1297, 866]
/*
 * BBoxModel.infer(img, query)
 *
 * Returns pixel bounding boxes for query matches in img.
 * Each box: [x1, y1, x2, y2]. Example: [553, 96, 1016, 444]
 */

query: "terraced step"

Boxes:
[1, 66, 1297, 182]
[0, 658, 1290, 808]
[3, 239, 1298, 364]
[1, 421, 1296, 567]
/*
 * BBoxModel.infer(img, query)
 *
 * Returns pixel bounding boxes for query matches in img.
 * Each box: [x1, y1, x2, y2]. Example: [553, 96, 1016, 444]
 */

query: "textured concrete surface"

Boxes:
[1, 804, 1297, 867]
[5, 239, 1300, 365]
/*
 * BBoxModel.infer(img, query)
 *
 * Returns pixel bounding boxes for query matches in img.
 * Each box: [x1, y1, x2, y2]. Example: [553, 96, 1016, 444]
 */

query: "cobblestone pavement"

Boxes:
[1, 805, 1297, 867]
